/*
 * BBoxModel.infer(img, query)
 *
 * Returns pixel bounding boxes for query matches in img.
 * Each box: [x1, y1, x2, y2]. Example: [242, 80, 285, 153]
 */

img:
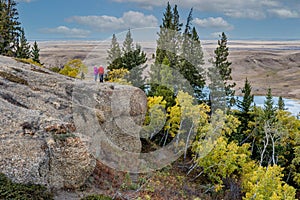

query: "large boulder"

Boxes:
[0, 55, 147, 189]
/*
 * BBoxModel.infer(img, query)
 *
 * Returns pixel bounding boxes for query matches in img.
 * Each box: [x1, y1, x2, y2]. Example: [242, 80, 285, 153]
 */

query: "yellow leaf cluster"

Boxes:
[107, 68, 131, 85]
[59, 59, 87, 78]
[242, 165, 296, 200]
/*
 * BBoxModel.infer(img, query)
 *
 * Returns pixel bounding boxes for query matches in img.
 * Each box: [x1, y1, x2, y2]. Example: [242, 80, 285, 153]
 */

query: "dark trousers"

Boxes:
[99, 74, 104, 82]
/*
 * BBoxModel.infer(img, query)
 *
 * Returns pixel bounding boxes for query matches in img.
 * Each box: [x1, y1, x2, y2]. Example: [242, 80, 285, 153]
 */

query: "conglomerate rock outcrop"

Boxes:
[0, 55, 147, 189]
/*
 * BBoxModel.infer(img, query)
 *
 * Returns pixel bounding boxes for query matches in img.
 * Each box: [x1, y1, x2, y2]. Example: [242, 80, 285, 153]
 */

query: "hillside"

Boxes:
[1, 47, 300, 199]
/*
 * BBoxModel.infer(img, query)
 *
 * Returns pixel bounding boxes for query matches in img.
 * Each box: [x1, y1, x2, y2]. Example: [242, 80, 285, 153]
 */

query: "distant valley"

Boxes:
[38, 40, 300, 99]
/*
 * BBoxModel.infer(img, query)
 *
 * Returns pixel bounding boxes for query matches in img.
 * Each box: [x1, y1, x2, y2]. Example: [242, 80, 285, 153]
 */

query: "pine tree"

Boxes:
[208, 60, 226, 112]
[107, 31, 147, 90]
[182, 8, 193, 57]
[155, 2, 172, 65]
[277, 96, 285, 110]
[235, 78, 254, 144]
[31, 41, 41, 64]
[213, 32, 236, 108]
[123, 44, 147, 88]
[155, 2, 181, 66]
[122, 29, 134, 54]
[263, 88, 277, 121]
[150, 2, 181, 108]
[151, 3, 206, 103]
[148, 56, 176, 108]
[172, 5, 182, 32]
[16, 28, 30, 59]
[237, 78, 254, 114]
[107, 34, 121, 65]
[171, 4, 182, 59]
[179, 9, 205, 100]
[0, 0, 21, 56]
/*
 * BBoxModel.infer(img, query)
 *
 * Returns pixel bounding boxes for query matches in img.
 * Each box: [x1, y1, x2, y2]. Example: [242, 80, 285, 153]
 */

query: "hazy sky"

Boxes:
[16, 0, 300, 41]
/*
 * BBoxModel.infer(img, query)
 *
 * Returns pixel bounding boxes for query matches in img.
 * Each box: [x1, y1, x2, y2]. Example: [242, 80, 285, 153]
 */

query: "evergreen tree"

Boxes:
[150, 2, 179, 107]
[108, 44, 147, 71]
[277, 96, 285, 110]
[151, 3, 206, 104]
[31, 41, 41, 64]
[123, 44, 147, 88]
[237, 78, 254, 114]
[172, 4, 182, 32]
[235, 78, 254, 144]
[155, 2, 181, 66]
[208, 60, 226, 112]
[16, 28, 30, 59]
[179, 8, 205, 100]
[107, 30, 147, 89]
[0, 0, 21, 56]
[182, 8, 193, 57]
[155, 2, 173, 65]
[148, 56, 176, 108]
[212, 32, 236, 108]
[191, 27, 205, 67]
[107, 33, 121, 65]
[264, 88, 276, 121]
[122, 29, 134, 54]
[170, 4, 182, 59]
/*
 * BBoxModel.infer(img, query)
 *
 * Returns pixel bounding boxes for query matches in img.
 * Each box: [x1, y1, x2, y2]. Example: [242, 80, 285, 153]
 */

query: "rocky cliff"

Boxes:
[0, 55, 147, 189]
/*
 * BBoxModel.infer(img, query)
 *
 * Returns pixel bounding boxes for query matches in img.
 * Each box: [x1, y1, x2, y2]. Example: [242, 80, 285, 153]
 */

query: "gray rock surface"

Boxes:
[0, 55, 147, 189]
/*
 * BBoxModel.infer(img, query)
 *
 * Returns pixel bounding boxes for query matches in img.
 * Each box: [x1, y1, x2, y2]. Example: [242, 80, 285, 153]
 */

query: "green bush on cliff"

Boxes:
[0, 173, 53, 200]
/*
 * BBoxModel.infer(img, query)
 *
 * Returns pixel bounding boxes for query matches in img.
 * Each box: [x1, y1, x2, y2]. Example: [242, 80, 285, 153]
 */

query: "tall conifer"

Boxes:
[264, 88, 276, 121]
[31, 41, 41, 64]
[16, 28, 30, 59]
[122, 29, 134, 54]
[107, 34, 121, 65]
[277, 96, 285, 110]
[209, 32, 236, 108]
[0, 0, 21, 56]
[236, 78, 254, 144]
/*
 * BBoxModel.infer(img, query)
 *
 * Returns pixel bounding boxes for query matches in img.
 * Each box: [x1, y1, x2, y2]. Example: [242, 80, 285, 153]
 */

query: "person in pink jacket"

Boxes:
[93, 66, 98, 81]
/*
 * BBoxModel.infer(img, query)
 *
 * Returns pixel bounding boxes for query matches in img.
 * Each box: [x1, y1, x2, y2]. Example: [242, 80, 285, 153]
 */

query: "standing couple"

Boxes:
[94, 66, 105, 82]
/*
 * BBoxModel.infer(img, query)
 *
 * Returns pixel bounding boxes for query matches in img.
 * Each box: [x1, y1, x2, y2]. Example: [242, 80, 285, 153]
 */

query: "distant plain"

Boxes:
[38, 40, 300, 99]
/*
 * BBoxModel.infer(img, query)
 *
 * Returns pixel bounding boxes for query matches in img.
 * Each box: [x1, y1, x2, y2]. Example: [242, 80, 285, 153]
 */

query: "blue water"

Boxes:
[235, 96, 300, 117]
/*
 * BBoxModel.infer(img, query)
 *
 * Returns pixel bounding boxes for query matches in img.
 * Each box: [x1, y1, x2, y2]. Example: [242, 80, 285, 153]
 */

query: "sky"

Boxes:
[16, 0, 300, 41]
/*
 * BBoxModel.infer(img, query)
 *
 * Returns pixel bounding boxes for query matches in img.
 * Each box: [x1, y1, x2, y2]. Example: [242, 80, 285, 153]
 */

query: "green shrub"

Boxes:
[0, 173, 53, 200]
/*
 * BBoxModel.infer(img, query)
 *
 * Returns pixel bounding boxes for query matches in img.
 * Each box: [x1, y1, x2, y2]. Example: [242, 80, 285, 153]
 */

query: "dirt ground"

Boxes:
[38, 40, 300, 99]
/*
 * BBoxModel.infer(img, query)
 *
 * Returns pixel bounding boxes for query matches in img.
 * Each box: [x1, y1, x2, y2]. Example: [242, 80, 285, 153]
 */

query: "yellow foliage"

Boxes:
[59, 65, 78, 78]
[142, 96, 167, 138]
[165, 98, 181, 137]
[242, 165, 296, 200]
[275, 110, 300, 187]
[59, 59, 87, 78]
[15, 58, 43, 67]
[191, 110, 251, 190]
[165, 91, 210, 138]
[107, 68, 131, 85]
